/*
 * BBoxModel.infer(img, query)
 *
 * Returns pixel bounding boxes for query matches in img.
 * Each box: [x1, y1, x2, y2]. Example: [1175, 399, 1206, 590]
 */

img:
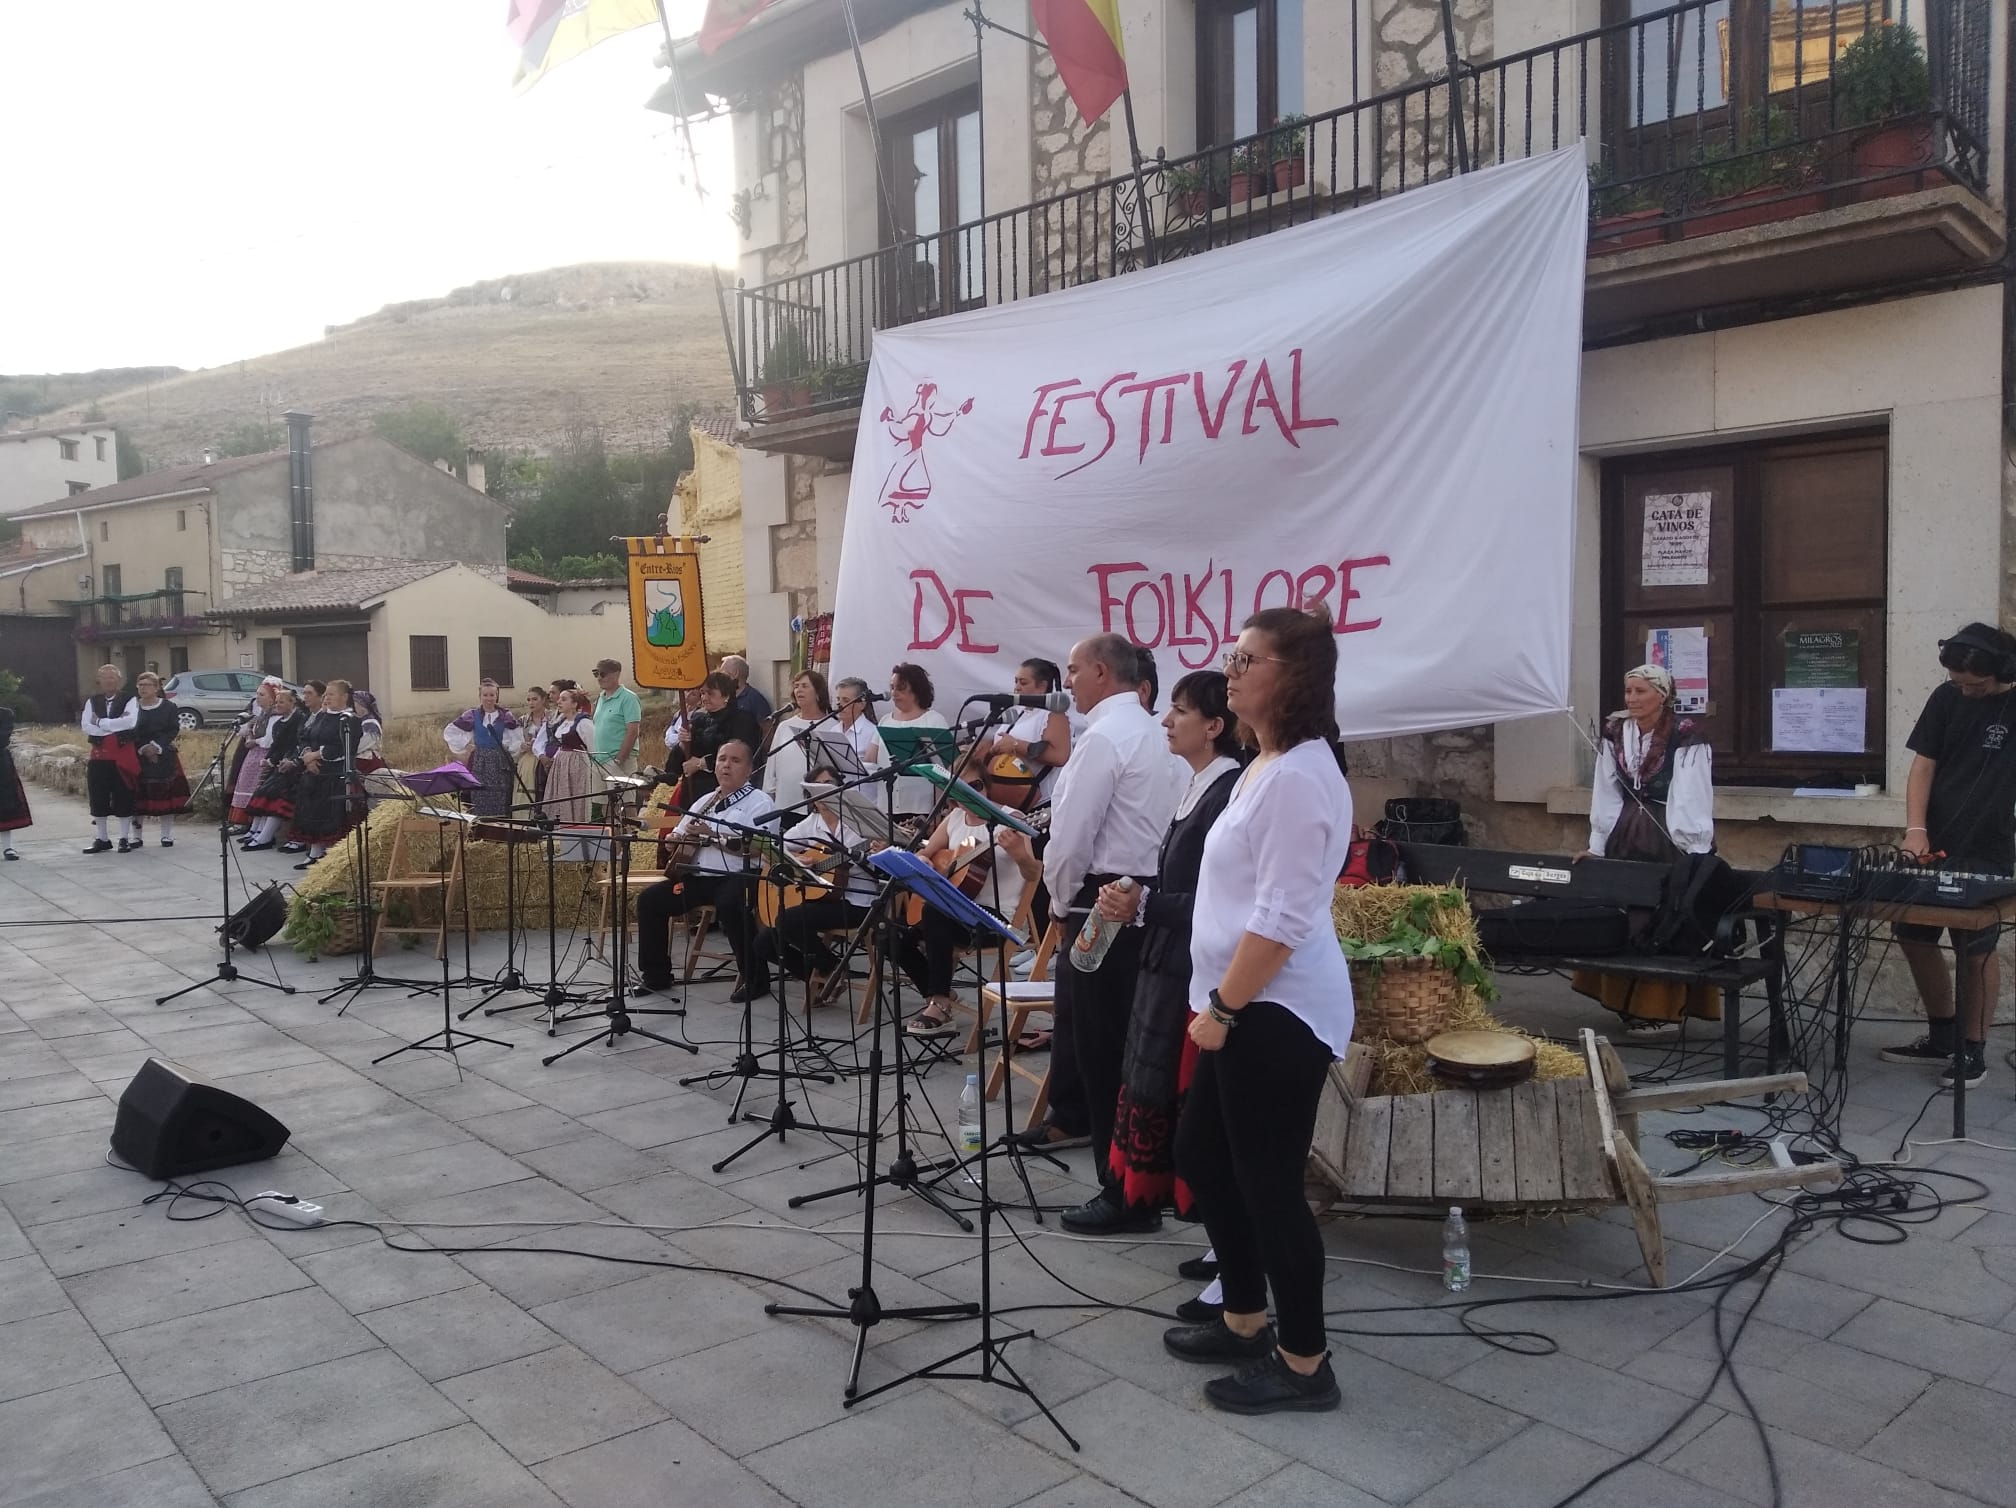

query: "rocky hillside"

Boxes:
[73, 263, 737, 464]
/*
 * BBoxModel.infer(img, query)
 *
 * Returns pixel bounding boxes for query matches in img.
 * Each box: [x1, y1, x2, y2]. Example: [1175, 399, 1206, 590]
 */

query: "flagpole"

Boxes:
[653, 1, 750, 404]
[839, 0, 903, 255]
[964, 5, 1157, 267]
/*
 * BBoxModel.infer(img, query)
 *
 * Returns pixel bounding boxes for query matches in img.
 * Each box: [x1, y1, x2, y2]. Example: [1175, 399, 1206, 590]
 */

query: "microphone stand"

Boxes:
[373, 803, 513, 1066]
[157, 723, 298, 1007]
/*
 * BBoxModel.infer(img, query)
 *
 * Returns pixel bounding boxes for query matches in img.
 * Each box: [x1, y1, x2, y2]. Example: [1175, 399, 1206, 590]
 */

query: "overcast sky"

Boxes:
[0, 0, 734, 375]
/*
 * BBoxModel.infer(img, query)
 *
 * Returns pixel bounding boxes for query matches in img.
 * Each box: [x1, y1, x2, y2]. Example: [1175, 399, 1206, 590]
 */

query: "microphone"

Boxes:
[847, 690, 890, 704]
[974, 692, 1071, 712]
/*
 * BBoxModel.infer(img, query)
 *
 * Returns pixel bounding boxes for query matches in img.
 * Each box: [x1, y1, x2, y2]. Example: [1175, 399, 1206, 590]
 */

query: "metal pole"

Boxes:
[1436, 0, 1473, 173]
[654, 1, 748, 400]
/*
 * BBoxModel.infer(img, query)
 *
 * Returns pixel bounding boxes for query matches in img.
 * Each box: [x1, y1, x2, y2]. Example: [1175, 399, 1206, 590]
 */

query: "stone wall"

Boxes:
[218, 552, 506, 599]
[770, 453, 839, 624]
[1029, 47, 1116, 290]
[1371, 0, 1495, 186]
[757, 75, 811, 286]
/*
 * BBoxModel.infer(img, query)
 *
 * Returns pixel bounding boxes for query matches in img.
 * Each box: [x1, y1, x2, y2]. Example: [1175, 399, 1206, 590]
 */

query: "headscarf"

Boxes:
[1624, 664, 1675, 704]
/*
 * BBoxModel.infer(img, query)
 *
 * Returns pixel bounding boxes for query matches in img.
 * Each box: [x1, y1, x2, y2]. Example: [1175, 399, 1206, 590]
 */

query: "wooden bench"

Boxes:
[1306, 1031, 1841, 1285]
[1395, 844, 1788, 1078]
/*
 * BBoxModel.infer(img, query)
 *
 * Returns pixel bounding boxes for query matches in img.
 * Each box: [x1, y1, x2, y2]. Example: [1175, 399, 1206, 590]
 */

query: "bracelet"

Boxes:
[1905, 827, 1927, 834]
[1207, 989, 1240, 1027]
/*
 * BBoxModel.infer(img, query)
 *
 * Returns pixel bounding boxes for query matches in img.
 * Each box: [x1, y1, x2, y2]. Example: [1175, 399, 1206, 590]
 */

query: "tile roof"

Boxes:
[2, 447, 286, 518]
[507, 567, 560, 588]
[0, 421, 114, 444]
[211, 562, 454, 616]
[0, 541, 88, 577]
[692, 414, 740, 444]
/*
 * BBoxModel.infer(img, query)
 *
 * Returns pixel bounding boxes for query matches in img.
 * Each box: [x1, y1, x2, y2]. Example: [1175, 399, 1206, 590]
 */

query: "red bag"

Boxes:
[1339, 829, 1403, 887]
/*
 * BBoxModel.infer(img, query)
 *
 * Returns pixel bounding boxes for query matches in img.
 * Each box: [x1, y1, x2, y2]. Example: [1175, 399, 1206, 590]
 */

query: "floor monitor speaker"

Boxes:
[111, 1058, 291, 1180]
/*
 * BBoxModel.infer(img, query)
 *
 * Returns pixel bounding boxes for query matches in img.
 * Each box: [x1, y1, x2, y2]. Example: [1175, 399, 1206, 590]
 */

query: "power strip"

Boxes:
[247, 1192, 324, 1227]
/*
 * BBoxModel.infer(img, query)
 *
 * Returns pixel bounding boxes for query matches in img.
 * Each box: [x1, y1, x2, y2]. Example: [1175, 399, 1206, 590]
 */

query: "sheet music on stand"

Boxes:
[868, 848, 1025, 946]
[810, 729, 872, 782]
[915, 765, 1042, 838]
[801, 781, 897, 847]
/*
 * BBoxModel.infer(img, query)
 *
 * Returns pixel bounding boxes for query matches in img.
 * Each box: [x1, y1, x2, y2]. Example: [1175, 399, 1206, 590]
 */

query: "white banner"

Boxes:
[831, 148, 1587, 740]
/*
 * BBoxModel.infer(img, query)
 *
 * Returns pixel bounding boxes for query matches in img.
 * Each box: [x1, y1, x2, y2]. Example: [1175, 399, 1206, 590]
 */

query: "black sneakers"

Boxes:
[1881, 1032, 1957, 1065]
[1060, 1191, 1163, 1236]
[1203, 1350, 1342, 1415]
[1939, 1046, 1987, 1090]
[1164, 1319, 1275, 1363]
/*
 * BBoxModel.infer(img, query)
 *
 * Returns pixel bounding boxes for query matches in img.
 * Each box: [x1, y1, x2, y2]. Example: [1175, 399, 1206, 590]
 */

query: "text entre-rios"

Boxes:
[910, 557, 1391, 667]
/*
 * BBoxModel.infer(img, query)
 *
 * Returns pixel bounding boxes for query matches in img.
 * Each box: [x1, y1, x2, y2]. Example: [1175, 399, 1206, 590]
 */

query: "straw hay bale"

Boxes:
[1333, 883, 1584, 1095]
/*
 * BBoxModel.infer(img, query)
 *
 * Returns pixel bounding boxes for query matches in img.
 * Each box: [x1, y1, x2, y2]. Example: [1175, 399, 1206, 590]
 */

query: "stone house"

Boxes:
[0, 416, 527, 714]
[653, 0, 2007, 869]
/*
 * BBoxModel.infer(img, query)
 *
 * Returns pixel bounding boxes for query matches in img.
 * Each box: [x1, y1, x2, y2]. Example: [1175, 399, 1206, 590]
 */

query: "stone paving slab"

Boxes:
[1, 786, 2012, 1506]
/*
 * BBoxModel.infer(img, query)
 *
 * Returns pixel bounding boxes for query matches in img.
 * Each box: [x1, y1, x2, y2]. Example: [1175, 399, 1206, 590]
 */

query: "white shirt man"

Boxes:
[1045, 691, 1180, 915]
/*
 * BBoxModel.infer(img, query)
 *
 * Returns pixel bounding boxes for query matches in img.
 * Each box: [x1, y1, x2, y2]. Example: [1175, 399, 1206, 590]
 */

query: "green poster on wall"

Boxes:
[1783, 629, 1860, 688]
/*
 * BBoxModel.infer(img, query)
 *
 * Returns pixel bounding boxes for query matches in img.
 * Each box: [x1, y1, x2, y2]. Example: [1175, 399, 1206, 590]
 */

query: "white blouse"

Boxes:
[765, 714, 816, 810]
[783, 811, 879, 904]
[1588, 721, 1714, 857]
[939, 807, 1031, 924]
[443, 710, 525, 759]
[879, 708, 950, 815]
[1188, 738, 1356, 1057]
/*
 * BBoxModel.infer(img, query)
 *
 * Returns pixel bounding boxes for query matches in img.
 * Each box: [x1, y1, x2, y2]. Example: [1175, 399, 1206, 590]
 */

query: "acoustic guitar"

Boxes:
[901, 806, 1050, 926]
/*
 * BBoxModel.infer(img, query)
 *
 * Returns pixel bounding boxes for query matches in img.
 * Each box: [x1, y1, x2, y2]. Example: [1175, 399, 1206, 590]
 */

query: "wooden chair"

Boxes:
[980, 922, 1061, 1133]
[371, 814, 472, 960]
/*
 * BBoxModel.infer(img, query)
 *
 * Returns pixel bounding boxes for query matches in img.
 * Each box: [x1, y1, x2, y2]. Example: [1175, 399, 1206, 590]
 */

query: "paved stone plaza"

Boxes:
[2, 788, 2014, 1508]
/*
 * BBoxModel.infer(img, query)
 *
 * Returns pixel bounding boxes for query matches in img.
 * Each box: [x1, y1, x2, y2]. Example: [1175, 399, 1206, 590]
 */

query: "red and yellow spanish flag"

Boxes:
[509, 0, 662, 91]
[1031, 0, 1129, 124]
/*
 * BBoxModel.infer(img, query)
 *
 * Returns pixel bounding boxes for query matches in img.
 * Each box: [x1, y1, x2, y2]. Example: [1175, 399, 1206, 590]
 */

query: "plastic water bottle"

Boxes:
[1441, 1206, 1472, 1293]
[1070, 878, 1136, 973]
[957, 1074, 983, 1153]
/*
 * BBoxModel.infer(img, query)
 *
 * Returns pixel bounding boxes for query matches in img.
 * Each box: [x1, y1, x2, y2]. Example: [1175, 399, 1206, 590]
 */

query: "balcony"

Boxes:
[733, 0, 1996, 451]
[58, 590, 215, 642]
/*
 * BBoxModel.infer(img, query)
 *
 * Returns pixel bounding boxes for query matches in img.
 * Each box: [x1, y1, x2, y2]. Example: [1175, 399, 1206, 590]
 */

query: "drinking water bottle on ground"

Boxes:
[1070, 878, 1136, 972]
[1441, 1206, 1472, 1293]
[958, 1074, 983, 1153]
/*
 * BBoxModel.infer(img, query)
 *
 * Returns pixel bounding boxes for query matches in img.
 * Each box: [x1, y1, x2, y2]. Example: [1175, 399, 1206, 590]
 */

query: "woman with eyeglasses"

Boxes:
[1164, 607, 1354, 1416]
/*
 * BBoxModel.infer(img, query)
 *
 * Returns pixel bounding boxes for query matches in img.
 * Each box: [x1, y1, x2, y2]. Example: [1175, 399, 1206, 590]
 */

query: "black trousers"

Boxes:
[635, 872, 756, 985]
[87, 759, 134, 819]
[1057, 919, 1144, 1189]
[1175, 1001, 1333, 1357]
[897, 908, 973, 999]
[764, 896, 870, 980]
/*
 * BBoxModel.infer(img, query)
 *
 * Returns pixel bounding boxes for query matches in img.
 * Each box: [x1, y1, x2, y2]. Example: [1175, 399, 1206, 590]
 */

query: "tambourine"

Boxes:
[1423, 1029, 1537, 1090]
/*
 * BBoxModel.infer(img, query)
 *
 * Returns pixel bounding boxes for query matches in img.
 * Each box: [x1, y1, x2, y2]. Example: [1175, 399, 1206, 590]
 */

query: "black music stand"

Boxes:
[322, 764, 468, 1011]
[543, 784, 696, 1065]
[374, 806, 513, 1066]
[157, 723, 298, 1007]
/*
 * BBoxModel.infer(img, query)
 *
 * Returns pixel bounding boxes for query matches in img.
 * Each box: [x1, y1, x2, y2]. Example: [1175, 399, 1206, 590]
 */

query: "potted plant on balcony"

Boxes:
[1268, 113, 1310, 191]
[816, 362, 869, 408]
[1589, 170, 1668, 252]
[1226, 144, 1267, 205]
[1685, 108, 1826, 237]
[757, 326, 814, 416]
[1163, 161, 1211, 218]
[1833, 22, 1939, 199]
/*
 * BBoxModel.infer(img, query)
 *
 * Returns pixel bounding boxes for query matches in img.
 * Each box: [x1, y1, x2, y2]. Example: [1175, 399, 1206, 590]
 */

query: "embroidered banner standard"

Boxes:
[829, 148, 1586, 740]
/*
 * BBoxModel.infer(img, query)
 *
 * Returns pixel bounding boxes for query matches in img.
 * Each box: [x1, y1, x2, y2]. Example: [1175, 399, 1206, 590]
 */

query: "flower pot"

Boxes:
[1227, 171, 1262, 205]
[1272, 156, 1307, 191]
[1589, 207, 1666, 252]
[1170, 188, 1210, 218]
[1685, 185, 1826, 238]
[758, 381, 813, 415]
[1851, 122, 1942, 199]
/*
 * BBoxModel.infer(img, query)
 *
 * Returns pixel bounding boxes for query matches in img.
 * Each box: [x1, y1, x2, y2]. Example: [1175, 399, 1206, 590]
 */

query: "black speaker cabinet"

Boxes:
[111, 1059, 291, 1180]
[223, 883, 288, 949]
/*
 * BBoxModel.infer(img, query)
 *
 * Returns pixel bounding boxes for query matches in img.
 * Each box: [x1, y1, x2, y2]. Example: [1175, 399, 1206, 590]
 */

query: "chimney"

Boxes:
[284, 410, 314, 572]
[464, 446, 486, 495]
[202, 446, 217, 465]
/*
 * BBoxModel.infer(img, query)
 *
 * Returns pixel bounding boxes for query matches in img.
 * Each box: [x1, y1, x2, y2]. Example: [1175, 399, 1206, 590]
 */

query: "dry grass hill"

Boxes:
[36, 263, 738, 464]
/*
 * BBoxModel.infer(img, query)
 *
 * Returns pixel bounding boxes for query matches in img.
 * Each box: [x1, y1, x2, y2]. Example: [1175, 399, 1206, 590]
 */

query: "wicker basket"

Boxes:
[1349, 954, 1460, 1045]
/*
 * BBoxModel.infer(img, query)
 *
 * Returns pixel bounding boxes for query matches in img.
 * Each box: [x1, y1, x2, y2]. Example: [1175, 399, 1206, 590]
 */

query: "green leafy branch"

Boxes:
[1340, 888, 1499, 1002]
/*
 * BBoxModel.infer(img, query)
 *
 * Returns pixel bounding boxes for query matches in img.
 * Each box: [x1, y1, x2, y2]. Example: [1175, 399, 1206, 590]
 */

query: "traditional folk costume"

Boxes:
[444, 706, 523, 818]
[352, 692, 385, 777]
[130, 697, 192, 844]
[1572, 671, 1717, 1028]
[81, 689, 140, 852]
[229, 701, 277, 827]
[243, 706, 308, 848]
[524, 710, 555, 803]
[0, 707, 30, 856]
[544, 712, 594, 825]
[288, 709, 363, 861]
[1108, 756, 1240, 1215]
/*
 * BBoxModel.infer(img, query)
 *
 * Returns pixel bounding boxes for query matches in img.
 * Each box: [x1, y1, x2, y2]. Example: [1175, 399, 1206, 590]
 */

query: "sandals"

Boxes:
[906, 1000, 959, 1038]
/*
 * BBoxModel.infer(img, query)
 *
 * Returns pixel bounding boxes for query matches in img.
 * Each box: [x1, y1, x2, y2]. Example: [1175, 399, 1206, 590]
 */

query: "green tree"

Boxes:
[372, 401, 464, 469]
[0, 669, 39, 721]
[115, 431, 146, 480]
[215, 419, 282, 458]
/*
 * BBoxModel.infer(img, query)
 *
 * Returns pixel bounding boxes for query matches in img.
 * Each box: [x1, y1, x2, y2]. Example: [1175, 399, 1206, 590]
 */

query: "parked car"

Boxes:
[162, 670, 270, 731]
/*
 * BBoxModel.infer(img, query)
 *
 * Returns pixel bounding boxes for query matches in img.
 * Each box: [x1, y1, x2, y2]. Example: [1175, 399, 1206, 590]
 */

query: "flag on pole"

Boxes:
[1030, 0, 1129, 123]
[509, 0, 661, 91]
[698, 0, 782, 55]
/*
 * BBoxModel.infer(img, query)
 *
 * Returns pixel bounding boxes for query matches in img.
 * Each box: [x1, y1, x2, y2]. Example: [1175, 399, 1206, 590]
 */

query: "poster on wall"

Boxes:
[624, 538, 708, 690]
[1640, 492, 1712, 586]
[1647, 626, 1710, 715]
[828, 149, 1588, 740]
[1783, 629, 1860, 688]
[1772, 686, 1866, 752]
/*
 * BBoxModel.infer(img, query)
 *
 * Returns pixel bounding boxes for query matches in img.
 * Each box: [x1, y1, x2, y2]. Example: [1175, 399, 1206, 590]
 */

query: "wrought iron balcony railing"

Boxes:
[736, 0, 1990, 425]
[58, 589, 213, 639]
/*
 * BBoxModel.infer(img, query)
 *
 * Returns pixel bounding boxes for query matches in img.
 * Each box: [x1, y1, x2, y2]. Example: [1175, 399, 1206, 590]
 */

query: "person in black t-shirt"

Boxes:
[1881, 623, 2016, 1088]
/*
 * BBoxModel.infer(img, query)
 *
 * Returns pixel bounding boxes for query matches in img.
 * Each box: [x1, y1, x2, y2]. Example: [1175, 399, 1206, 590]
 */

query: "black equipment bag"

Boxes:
[1375, 796, 1465, 847]
[1475, 898, 1633, 958]
[1649, 852, 1748, 957]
